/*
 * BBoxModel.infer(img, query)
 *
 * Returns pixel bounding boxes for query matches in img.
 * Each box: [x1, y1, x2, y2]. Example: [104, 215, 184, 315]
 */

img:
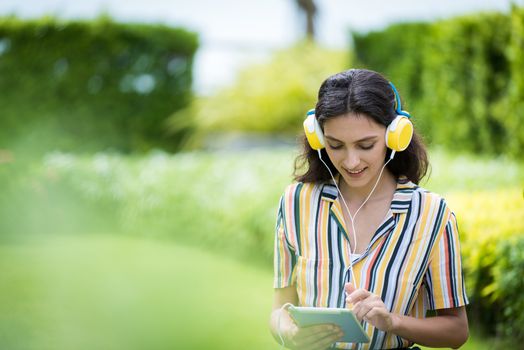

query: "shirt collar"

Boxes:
[320, 175, 416, 214]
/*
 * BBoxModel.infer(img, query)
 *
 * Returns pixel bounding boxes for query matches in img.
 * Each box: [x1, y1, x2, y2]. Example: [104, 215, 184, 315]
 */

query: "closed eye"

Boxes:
[360, 143, 375, 150]
[328, 143, 343, 150]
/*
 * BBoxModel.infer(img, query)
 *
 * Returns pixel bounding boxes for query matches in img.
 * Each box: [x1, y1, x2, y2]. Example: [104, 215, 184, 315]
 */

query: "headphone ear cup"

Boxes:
[303, 113, 325, 150]
[386, 116, 413, 152]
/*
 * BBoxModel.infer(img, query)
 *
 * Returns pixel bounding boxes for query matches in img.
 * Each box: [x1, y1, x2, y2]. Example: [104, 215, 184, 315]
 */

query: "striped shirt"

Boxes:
[273, 178, 468, 349]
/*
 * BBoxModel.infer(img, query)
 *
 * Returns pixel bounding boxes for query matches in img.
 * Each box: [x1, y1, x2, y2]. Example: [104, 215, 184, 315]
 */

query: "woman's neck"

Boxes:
[338, 170, 397, 208]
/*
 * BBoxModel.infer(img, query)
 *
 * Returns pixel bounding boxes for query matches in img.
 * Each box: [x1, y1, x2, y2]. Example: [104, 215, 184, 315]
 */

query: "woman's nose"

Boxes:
[343, 150, 360, 169]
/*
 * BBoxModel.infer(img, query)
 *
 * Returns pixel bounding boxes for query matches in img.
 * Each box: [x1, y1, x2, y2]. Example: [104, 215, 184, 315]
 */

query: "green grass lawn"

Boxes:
[0, 234, 277, 350]
[0, 233, 496, 350]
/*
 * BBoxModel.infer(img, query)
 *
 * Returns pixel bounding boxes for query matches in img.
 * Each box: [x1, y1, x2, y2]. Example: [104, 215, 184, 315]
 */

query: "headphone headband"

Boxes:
[389, 82, 411, 118]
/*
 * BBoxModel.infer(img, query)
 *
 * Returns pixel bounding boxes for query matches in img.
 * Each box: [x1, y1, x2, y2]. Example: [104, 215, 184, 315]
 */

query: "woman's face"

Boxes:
[323, 113, 388, 191]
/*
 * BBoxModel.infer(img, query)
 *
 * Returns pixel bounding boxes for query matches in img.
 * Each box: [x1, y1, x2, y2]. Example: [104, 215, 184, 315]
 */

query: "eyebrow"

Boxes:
[324, 135, 378, 143]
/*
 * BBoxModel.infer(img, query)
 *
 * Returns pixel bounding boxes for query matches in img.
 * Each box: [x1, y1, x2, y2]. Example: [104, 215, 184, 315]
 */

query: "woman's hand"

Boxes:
[345, 283, 399, 332]
[274, 308, 344, 350]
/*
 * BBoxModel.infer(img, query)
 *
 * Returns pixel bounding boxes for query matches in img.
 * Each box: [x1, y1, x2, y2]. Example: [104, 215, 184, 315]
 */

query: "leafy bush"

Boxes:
[352, 6, 524, 159]
[493, 237, 524, 341]
[446, 189, 524, 344]
[168, 41, 349, 147]
[0, 16, 198, 153]
[0, 150, 296, 264]
[352, 22, 431, 114]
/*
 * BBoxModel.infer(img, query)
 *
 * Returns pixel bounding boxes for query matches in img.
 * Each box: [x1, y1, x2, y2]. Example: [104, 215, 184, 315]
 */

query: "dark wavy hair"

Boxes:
[294, 68, 429, 184]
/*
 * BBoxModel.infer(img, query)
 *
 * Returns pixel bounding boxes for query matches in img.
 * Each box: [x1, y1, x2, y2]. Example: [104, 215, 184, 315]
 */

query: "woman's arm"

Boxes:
[269, 286, 298, 343]
[346, 283, 469, 349]
[390, 306, 468, 349]
[270, 286, 344, 350]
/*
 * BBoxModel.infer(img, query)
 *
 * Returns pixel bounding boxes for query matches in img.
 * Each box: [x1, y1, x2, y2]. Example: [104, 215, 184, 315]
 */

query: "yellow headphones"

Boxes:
[303, 82, 413, 153]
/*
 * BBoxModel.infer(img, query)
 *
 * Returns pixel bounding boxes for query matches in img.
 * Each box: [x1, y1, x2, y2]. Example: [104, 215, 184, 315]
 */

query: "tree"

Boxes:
[296, 0, 317, 40]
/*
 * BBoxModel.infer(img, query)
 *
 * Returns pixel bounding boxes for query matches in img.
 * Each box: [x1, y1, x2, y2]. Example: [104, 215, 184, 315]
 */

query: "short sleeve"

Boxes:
[273, 193, 297, 288]
[424, 211, 469, 310]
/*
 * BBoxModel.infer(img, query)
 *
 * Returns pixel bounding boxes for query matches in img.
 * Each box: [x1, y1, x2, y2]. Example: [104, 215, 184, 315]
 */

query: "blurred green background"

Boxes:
[0, 1, 523, 349]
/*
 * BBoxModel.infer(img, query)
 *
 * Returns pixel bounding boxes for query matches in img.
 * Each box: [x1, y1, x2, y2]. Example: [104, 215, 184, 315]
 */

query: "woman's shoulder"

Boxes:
[280, 181, 328, 204]
[404, 180, 453, 213]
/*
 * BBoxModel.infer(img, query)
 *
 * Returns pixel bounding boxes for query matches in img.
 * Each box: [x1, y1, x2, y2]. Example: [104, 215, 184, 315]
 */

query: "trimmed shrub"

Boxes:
[352, 6, 524, 159]
[0, 16, 198, 153]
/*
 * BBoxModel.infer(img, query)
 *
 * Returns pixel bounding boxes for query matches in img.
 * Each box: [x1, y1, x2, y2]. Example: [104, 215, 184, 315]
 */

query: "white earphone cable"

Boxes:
[274, 150, 394, 348]
[317, 149, 393, 288]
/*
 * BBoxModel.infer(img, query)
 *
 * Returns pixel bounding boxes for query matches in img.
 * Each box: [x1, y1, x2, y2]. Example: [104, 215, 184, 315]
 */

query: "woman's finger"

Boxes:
[300, 326, 343, 345]
[363, 306, 395, 332]
[346, 288, 371, 304]
[356, 300, 385, 320]
[298, 324, 341, 339]
[299, 327, 344, 350]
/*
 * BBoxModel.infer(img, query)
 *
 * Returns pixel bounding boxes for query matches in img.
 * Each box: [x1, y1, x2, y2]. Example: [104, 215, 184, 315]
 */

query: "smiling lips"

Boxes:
[345, 167, 367, 176]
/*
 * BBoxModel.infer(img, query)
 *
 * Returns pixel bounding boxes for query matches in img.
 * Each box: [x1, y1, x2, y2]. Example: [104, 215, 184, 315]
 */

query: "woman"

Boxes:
[269, 69, 469, 350]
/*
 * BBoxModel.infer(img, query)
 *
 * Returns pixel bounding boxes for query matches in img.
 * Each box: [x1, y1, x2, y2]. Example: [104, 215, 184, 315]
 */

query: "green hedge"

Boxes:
[0, 16, 198, 153]
[352, 6, 524, 159]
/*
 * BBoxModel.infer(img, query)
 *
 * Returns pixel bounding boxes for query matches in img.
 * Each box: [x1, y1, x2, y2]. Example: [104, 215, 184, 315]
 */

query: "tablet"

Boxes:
[288, 306, 370, 343]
